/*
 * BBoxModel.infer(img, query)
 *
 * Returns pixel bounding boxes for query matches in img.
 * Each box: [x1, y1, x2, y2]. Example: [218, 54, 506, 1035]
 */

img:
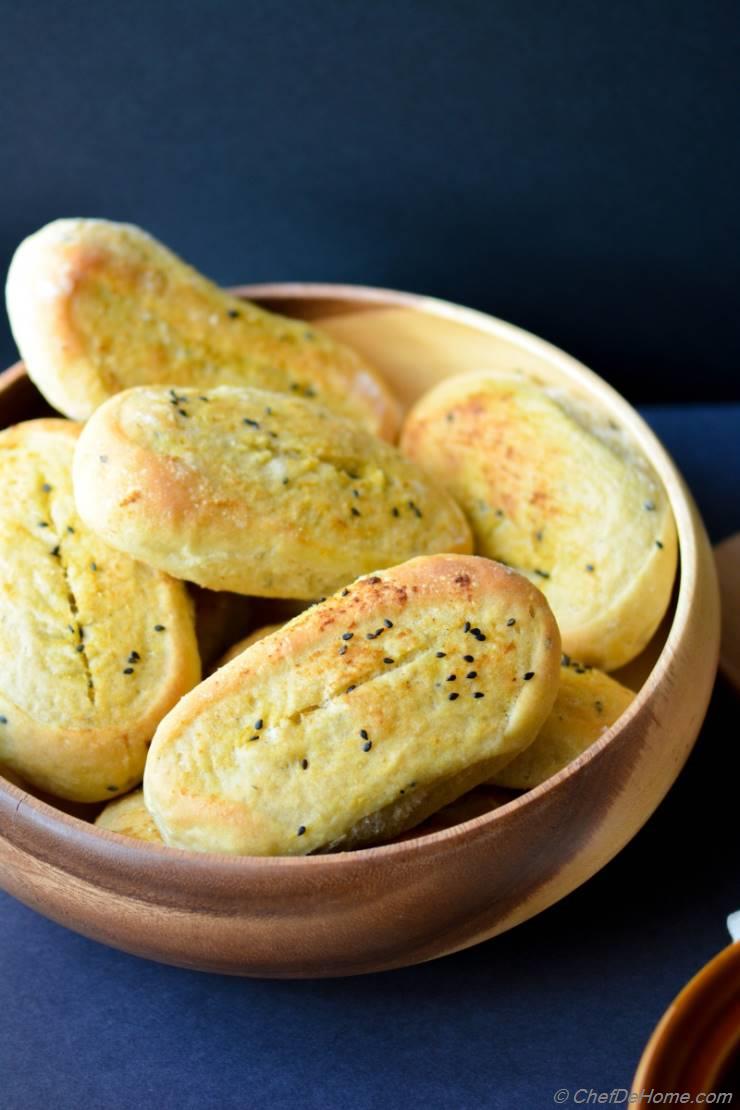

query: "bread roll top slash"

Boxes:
[5, 218, 400, 439]
[401, 371, 678, 671]
[0, 419, 201, 802]
[491, 657, 635, 790]
[73, 385, 473, 598]
[144, 554, 561, 856]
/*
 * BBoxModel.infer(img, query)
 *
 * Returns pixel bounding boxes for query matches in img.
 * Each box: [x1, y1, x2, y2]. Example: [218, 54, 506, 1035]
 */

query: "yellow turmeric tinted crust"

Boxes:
[0, 419, 201, 801]
[95, 788, 163, 843]
[73, 386, 473, 598]
[215, 624, 284, 669]
[6, 218, 400, 438]
[491, 659, 635, 790]
[143, 554, 561, 856]
[401, 372, 678, 670]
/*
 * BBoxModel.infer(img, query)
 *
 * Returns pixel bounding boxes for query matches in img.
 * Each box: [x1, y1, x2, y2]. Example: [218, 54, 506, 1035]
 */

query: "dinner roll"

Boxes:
[401, 371, 677, 670]
[144, 554, 561, 855]
[0, 419, 200, 802]
[95, 789, 163, 843]
[491, 657, 635, 790]
[6, 218, 400, 439]
[73, 385, 473, 598]
[214, 623, 284, 670]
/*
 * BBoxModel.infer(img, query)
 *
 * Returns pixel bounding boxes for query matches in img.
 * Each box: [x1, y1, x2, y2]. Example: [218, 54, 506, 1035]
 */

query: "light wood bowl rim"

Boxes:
[0, 281, 701, 873]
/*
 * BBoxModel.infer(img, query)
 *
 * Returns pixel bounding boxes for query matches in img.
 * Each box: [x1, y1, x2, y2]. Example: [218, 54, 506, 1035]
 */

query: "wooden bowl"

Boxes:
[0, 283, 720, 978]
[633, 942, 740, 1098]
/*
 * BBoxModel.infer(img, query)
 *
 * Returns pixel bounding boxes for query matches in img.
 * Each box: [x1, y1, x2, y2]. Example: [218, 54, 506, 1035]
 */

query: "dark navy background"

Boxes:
[1, 4, 739, 1107]
[0, 1, 739, 400]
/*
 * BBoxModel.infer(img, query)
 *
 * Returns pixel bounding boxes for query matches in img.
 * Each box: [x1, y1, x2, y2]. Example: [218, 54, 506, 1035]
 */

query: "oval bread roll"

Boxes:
[401, 371, 678, 670]
[73, 385, 473, 598]
[95, 789, 163, 843]
[0, 419, 200, 802]
[6, 218, 400, 439]
[491, 658, 635, 790]
[144, 554, 561, 855]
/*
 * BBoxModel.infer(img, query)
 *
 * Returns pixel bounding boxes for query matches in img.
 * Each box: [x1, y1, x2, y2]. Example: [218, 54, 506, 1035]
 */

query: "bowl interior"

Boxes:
[0, 282, 683, 845]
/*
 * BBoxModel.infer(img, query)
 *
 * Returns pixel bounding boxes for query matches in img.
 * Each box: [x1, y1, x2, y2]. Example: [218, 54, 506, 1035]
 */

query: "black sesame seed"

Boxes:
[575, 666, 586, 674]
[265, 406, 273, 415]
[200, 396, 210, 402]
[466, 671, 477, 679]
[42, 483, 52, 493]
[523, 672, 535, 681]
[301, 759, 309, 769]
[383, 657, 394, 664]
[644, 500, 656, 511]
[106, 785, 118, 792]
[595, 700, 604, 714]
[436, 651, 446, 658]
[534, 569, 550, 579]
[342, 632, 353, 641]
[383, 619, 393, 628]
[366, 631, 377, 640]
[346, 685, 356, 693]
[446, 674, 456, 682]
[154, 625, 166, 632]
[297, 826, 306, 837]
[90, 562, 97, 571]
[346, 470, 360, 480]
[656, 540, 664, 549]
[495, 508, 504, 518]
[254, 719, 263, 730]
[243, 418, 260, 429]
[227, 308, 241, 318]
[339, 645, 347, 656]
[561, 654, 571, 667]
[38, 521, 49, 527]
[128, 651, 140, 663]
[249, 735, 259, 742]
[0, 716, 7, 724]
[282, 478, 290, 485]
[472, 629, 486, 642]
[352, 489, 360, 498]
[473, 692, 485, 699]
[67, 526, 75, 534]
[123, 667, 134, 675]
[362, 740, 372, 752]
[76, 645, 84, 653]
[360, 729, 369, 740]
[341, 588, 350, 596]
[351, 507, 361, 517]
[506, 618, 516, 627]
[464, 621, 471, 633]
[585, 564, 595, 572]
[463, 654, 474, 662]
[449, 692, 459, 701]
[392, 507, 400, 518]
[177, 409, 189, 418]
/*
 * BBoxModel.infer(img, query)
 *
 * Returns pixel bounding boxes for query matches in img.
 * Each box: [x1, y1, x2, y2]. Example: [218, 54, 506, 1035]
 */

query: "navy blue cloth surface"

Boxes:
[0, 404, 738, 1109]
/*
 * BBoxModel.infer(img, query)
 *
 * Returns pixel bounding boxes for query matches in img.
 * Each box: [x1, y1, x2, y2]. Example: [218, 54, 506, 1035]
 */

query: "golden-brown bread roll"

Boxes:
[73, 385, 473, 598]
[5, 218, 400, 439]
[401, 371, 677, 670]
[143, 554, 561, 855]
[214, 623, 283, 670]
[95, 788, 163, 843]
[0, 419, 200, 802]
[491, 657, 635, 790]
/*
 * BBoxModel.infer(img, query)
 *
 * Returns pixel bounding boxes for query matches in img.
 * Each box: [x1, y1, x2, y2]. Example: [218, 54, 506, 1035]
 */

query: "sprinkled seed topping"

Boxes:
[51, 546, 60, 557]
[200, 396, 209, 402]
[106, 785, 118, 792]
[122, 667, 134, 675]
[391, 507, 400, 518]
[297, 826, 306, 837]
[227, 308, 241, 318]
[38, 521, 49, 527]
[67, 526, 74, 534]
[466, 671, 477, 679]
[463, 654, 474, 662]
[352, 489, 360, 498]
[506, 618, 516, 627]
[471, 628, 486, 642]
[446, 674, 456, 682]
[523, 672, 535, 681]
[360, 729, 369, 740]
[644, 500, 656, 511]
[383, 657, 394, 664]
[449, 692, 459, 701]
[342, 632, 353, 641]
[338, 645, 347, 656]
[128, 651, 141, 663]
[362, 740, 372, 752]
[436, 651, 446, 658]
[154, 624, 166, 632]
[341, 588, 350, 596]
[243, 418, 260, 429]
[535, 529, 543, 541]
[495, 508, 504, 518]
[561, 654, 571, 667]
[254, 719, 263, 730]
[351, 507, 361, 517]
[301, 759, 309, 769]
[383, 619, 393, 628]
[249, 735, 259, 742]
[346, 685, 356, 693]
[595, 700, 604, 714]
[75, 645, 84, 653]
[464, 621, 471, 633]
[473, 692, 485, 699]
[177, 409, 189, 418]
[585, 564, 594, 572]
[0, 716, 7, 724]
[90, 562, 97, 571]
[656, 540, 664, 549]
[534, 569, 550, 579]
[408, 501, 423, 519]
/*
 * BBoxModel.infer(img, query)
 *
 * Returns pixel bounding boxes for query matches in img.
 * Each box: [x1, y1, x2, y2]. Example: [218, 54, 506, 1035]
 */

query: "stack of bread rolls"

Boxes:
[0, 219, 677, 855]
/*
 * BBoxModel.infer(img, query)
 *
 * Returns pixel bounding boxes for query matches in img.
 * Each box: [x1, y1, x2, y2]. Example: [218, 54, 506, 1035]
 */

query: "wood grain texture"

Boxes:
[0, 283, 720, 977]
